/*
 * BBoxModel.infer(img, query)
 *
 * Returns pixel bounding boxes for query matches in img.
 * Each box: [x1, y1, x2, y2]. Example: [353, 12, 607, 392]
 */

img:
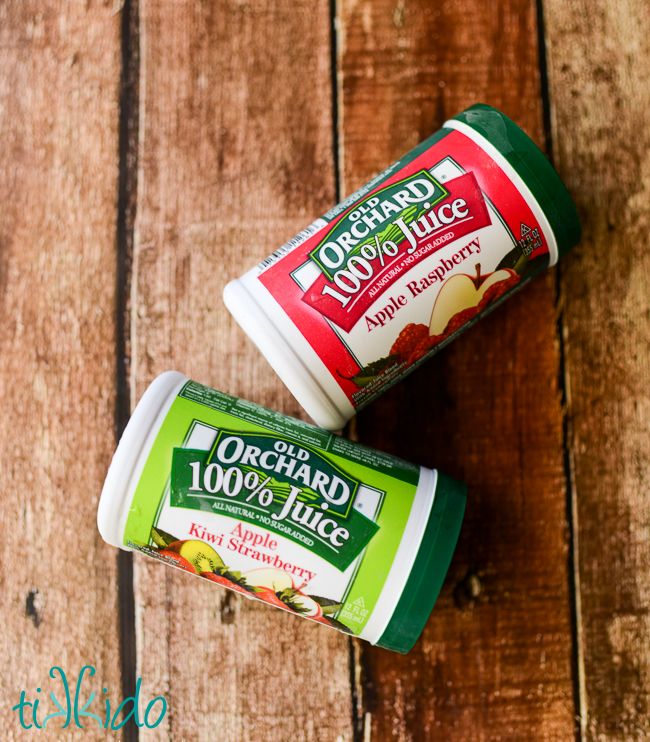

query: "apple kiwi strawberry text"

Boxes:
[130, 526, 352, 634]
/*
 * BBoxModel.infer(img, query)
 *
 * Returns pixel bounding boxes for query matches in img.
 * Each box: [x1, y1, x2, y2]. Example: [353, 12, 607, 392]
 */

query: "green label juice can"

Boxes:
[98, 372, 466, 653]
[224, 104, 581, 429]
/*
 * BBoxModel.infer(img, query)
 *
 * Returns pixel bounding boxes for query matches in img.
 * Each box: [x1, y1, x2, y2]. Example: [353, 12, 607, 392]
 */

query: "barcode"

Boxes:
[257, 218, 327, 272]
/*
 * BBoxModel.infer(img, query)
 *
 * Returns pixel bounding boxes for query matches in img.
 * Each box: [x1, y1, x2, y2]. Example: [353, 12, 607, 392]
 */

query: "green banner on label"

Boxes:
[170, 447, 379, 571]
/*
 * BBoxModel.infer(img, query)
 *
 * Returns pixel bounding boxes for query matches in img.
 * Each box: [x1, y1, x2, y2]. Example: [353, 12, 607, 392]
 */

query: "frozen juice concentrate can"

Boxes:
[98, 372, 466, 653]
[224, 104, 581, 429]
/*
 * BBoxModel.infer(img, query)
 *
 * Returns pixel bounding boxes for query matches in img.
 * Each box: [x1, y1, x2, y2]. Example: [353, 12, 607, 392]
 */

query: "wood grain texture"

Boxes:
[0, 1, 122, 738]
[338, 0, 576, 738]
[131, 1, 354, 739]
[544, 0, 650, 737]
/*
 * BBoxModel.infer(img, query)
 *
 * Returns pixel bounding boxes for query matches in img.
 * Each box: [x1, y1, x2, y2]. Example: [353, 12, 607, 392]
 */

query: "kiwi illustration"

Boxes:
[172, 540, 225, 573]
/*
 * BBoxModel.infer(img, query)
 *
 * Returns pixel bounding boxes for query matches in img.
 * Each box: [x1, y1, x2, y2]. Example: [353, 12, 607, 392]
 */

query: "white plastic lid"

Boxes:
[97, 371, 187, 548]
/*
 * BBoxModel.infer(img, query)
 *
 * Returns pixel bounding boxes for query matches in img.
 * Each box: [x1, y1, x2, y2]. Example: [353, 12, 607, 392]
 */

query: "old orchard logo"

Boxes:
[309, 169, 448, 279]
[210, 431, 358, 515]
[170, 431, 379, 570]
[301, 171, 492, 331]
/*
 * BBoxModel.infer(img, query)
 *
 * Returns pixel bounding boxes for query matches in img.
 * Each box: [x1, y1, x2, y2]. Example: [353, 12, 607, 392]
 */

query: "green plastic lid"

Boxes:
[376, 472, 466, 653]
[450, 103, 581, 258]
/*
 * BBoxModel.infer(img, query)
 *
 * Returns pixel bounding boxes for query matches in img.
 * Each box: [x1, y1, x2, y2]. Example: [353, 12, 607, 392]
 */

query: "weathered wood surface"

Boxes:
[342, 0, 576, 739]
[0, 1, 122, 738]
[131, 1, 353, 739]
[545, 0, 650, 738]
[1, 0, 649, 739]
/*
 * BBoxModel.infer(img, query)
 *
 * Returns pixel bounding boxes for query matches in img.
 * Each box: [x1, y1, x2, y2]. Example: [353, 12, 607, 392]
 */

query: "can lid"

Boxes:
[375, 472, 466, 653]
[97, 370, 187, 549]
[450, 103, 581, 258]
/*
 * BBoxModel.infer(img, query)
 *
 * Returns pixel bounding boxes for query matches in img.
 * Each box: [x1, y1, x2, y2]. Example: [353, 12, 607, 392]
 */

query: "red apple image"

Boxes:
[429, 263, 518, 336]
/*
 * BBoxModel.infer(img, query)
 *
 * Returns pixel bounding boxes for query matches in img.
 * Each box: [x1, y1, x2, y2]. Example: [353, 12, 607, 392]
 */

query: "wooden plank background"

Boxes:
[343, 1, 574, 739]
[0, 3, 123, 741]
[131, 1, 353, 739]
[0, 0, 648, 739]
[545, 1, 650, 738]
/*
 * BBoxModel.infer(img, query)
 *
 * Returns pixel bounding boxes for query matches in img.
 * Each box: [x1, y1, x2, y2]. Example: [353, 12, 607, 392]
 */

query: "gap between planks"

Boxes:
[115, 0, 140, 739]
[535, 0, 586, 736]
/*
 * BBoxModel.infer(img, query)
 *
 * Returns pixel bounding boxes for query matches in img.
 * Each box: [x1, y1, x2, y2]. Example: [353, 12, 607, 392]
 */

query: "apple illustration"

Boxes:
[243, 567, 295, 593]
[243, 568, 326, 616]
[429, 263, 518, 336]
[288, 593, 323, 618]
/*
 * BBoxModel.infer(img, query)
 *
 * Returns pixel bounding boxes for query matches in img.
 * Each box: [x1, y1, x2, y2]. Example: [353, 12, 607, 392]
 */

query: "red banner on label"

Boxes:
[300, 173, 491, 332]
